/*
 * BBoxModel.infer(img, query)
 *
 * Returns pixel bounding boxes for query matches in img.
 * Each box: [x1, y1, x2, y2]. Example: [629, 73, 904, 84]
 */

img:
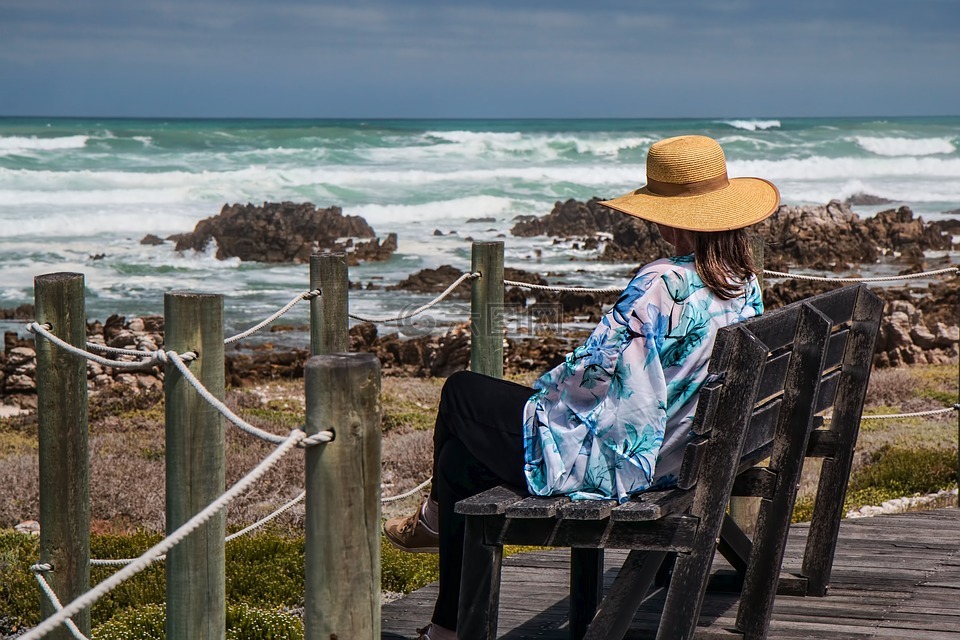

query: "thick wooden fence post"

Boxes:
[310, 252, 349, 356]
[35, 272, 90, 638]
[470, 241, 505, 378]
[304, 353, 381, 640]
[164, 292, 225, 640]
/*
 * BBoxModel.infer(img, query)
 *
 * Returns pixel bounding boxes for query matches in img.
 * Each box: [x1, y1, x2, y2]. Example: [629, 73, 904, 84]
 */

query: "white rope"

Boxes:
[763, 267, 960, 283]
[382, 477, 432, 503]
[163, 350, 332, 447]
[504, 279, 625, 294]
[20, 430, 305, 640]
[224, 289, 320, 345]
[85, 342, 158, 357]
[348, 272, 479, 323]
[93, 478, 434, 568]
[858, 405, 959, 420]
[225, 491, 305, 541]
[28, 323, 165, 371]
[30, 566, 89, 640]
[91, 491, 307, 567]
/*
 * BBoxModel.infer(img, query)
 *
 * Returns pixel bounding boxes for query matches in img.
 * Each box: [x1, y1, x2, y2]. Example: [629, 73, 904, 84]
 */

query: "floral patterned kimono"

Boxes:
[522, 255, 764, 502]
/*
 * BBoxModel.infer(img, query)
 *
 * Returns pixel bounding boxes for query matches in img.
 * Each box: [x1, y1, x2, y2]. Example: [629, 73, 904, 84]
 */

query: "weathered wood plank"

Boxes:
[455, 484, 527, 515]
[304, 353, 381, 640]
[611, 489, 693, 522]
[35, 272, 91, 639]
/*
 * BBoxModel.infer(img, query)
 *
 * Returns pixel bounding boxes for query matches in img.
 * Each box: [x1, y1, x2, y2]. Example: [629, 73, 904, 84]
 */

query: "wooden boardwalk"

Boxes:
[382, 508, 960, 639]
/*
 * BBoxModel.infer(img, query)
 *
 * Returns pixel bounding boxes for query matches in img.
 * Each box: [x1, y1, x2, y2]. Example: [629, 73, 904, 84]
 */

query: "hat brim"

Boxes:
[599, 177, 780, 232]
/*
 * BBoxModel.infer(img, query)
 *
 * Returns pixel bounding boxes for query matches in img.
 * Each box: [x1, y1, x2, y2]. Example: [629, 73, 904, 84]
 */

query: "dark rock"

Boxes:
[389, 265, 472, 299]
[433, 229, 443, 236]
[758, 202, 954, 270]
[467, 217, 496, 223]
[845, 192, 895, 206]
[171, 201, 396, 265]
[0, 303, 34, 320]
[140, 234, 165, 246]
[511, 197, 672, 265]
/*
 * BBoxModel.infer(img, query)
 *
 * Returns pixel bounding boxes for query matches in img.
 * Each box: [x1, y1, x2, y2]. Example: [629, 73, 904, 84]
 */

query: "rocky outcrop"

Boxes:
[513, 198, 955, 273]
[757, 201, 953, 270]
[350, 322, 579, 378]
[511, 198, 672, 265]
[1, 316, 166, 399]
[388, 264, 619, 324]
[765, 278, 959, 368]
[0, 304, 34, 320]
[170, 202, 397, 265]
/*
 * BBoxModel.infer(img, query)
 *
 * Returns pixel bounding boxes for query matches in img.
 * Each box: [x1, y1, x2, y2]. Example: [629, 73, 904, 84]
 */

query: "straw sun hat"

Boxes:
[600, 135, 780, 232]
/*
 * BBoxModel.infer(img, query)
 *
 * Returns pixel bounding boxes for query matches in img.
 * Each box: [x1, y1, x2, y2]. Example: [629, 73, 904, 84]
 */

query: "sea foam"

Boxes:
[854, 136, 956, 156]
[0, 135, 89, 156]
[718, 120, 781, 131]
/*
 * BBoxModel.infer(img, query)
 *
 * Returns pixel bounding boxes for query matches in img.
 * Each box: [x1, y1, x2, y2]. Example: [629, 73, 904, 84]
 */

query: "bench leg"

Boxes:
[570, 548, 603, 640]
[657, 546, 714, 640]
[583, 550, 666, 640]
[457, 515, 503, 640]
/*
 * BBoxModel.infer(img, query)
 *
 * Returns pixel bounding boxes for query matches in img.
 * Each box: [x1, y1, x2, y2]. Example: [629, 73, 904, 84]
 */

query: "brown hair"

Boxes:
[693, 229, 758, 300]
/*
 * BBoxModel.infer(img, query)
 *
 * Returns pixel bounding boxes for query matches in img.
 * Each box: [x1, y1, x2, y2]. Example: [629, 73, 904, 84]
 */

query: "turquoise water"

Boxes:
[1, 116, 959, 335]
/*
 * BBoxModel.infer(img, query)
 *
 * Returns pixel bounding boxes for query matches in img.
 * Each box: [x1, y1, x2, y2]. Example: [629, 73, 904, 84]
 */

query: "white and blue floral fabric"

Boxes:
[522, 255, 763, 502]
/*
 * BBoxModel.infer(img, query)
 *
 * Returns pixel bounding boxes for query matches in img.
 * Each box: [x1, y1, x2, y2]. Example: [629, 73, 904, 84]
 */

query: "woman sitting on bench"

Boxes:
[384, 135, 780, 640]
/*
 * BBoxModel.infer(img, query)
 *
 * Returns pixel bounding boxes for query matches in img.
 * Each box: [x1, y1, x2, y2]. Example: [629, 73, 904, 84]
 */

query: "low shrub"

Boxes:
[381, 536, 439, 593]
[851, 445, 958, 496]
[0, 531, 41, 635]
[91, 602, 303, 639]
[791, 445, 958, 523]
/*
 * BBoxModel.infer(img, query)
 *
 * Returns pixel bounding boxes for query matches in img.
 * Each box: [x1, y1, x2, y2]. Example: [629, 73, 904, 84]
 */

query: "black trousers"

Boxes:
[430, 370, 533, 631]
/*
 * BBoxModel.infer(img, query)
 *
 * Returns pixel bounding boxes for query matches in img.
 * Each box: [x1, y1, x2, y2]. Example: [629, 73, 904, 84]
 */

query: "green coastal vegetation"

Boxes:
[0, 365, 956, 637]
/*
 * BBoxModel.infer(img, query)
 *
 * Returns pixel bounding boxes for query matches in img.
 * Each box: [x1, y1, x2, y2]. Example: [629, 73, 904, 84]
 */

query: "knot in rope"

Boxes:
[27, 322, 51, 334]
[31, 563, 53, 574]
[299, 428, 335, 447]
[303, 289, 322, 300]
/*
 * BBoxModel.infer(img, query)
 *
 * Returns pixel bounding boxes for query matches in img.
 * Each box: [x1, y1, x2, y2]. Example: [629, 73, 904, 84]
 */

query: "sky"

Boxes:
[1, 0, 958, 119]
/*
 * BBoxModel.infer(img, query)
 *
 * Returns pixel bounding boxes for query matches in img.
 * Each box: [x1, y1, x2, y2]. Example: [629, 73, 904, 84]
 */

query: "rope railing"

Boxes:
[29, 326, 334, 449]
[89, 490, 309, 567]
[30, 566, 89, 640]
[90, 477, 433, 568]
[161, 349, 332, 447]
[858, 405, 959, 420]
[20, 430, 305, 640]
[28, 323, 169, 370]
[348, 272, 479, 323]
[762, 266, 960, 283]
[382, 477, 433, 503]
[503, 279, 625, 294]
[224, 289, 321, 344]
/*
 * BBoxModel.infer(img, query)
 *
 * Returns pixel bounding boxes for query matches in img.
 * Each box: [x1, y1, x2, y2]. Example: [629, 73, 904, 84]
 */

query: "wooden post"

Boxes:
[35, 272, 90, 638]
[310, 252, 349, 356]
[470, 241, 505, 378]
[729, 234, 769, 535]
[304, 353, 381, 640]
[164, 292, 225, 640]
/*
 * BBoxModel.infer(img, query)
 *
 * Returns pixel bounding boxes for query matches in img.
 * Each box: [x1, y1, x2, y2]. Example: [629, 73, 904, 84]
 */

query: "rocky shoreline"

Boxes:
[2, 198, 959, 404]
[153, 201, 398, 265]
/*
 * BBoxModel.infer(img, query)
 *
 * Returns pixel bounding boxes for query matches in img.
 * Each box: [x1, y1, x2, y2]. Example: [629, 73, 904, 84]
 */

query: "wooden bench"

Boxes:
[454, 284, 884, 640]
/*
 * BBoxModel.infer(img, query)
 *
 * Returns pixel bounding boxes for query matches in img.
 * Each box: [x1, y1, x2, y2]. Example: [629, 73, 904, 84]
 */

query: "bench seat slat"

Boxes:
[558, 498, 618, 521]
[505, 495, 569, 518]
[455, 484, 526, 515]
[611, 488, 693, 521]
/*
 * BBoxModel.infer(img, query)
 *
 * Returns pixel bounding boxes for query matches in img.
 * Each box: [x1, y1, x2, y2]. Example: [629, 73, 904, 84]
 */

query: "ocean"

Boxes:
[2, 116, 959, 340]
